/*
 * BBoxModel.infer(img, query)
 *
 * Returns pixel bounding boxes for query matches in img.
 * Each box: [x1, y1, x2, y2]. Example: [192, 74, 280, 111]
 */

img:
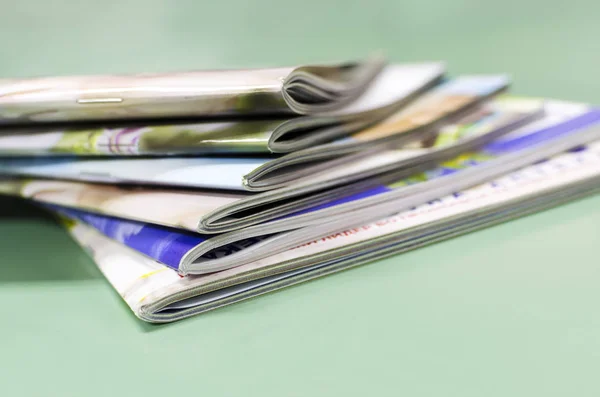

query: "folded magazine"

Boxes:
[34, 99, 600, 274]
[57, 138, 600, 322]
[0, 96, 545, 235]
[0, 55, 391, 123]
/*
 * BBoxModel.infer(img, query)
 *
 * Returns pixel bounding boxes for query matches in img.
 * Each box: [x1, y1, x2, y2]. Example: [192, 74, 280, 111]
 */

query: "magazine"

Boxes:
[0, 55, 389, 123]
[0, 62, 445, 154]
[0, 96, 545, 234]
[46, 102, 600, 274]
[58, 139, 600, 322]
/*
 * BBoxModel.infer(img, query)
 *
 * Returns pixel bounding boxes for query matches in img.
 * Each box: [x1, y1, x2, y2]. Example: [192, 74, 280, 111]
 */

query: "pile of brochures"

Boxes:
[1, 55, 599, 322]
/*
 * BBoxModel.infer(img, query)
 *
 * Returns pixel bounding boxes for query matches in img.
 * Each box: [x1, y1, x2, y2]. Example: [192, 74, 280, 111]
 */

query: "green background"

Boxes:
[1, 0, 600, 395]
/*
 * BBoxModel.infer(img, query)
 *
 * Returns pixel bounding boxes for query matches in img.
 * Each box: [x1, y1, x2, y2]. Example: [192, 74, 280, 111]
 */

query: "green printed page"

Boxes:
[0, 118, 284, 155]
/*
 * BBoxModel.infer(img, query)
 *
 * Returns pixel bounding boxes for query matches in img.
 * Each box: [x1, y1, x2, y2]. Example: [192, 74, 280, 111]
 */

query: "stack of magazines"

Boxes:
[1, 55, 599, 323]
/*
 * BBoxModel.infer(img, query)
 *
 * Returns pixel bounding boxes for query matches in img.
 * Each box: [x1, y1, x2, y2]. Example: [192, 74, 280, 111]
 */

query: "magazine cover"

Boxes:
[0, 55, 388, 123]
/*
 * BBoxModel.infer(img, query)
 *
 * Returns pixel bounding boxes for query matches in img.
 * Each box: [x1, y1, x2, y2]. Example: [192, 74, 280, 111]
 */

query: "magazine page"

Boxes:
[0, 156, 270, 190]
[0, 119, 282, 156]
[0, 67, 292, 124]
[0, 179, 247, 231]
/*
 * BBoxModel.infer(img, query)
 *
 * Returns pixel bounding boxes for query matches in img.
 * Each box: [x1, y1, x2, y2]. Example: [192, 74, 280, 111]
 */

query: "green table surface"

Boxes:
[1, 0, 600, 395]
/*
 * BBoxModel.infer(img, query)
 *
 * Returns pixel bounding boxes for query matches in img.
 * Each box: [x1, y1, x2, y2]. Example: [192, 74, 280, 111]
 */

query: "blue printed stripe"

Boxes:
[484, 109, 600, 154]
[287, 185, 392, 218]
[52, 205, 203, 270]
